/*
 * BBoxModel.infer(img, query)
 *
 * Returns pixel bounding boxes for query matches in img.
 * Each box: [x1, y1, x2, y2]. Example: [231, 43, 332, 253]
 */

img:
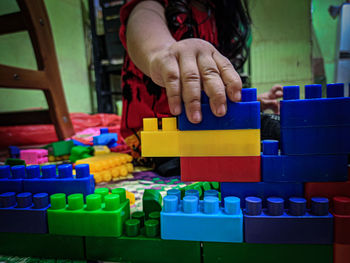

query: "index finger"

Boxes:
[213, 52, 242, 102]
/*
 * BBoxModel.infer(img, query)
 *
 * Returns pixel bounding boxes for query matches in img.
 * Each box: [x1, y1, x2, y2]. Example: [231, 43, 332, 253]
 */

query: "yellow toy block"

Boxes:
[141, 117, 260, 157]
[76, 153, 133, 183]
[93, 145, 111, 155]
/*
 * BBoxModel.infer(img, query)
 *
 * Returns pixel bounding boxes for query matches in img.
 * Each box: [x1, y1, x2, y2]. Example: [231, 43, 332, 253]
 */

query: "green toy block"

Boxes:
[5, 158, 26, 166]
[52, 140, 74, 157]
[86, 236, 200, 263]
[0, 232, 85, 259]
[142, 189, 162, 217]
[202, 242, 333, 263]
[48, 191, 130, 237]
[69, 146, 93, 163]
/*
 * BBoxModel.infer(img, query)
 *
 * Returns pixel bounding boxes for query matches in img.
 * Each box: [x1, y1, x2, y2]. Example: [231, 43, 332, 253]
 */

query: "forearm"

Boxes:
[126, 1, 175, 76]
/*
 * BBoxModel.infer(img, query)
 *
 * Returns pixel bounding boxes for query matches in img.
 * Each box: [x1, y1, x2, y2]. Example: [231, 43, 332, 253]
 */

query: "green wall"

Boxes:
[0, 0, 91, 113]
[250, 0, 312, 95]
[312, 0, 344, 83]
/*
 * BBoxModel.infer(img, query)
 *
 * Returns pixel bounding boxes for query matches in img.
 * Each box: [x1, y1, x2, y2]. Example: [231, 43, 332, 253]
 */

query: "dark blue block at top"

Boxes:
[220, 182, 304, 208]
[281, 126, 350, 155]
[280, 97, 350, 128]
[0, 192, 49, 233]
[178, 88, 260, 130]
[262, 154, 348, 182]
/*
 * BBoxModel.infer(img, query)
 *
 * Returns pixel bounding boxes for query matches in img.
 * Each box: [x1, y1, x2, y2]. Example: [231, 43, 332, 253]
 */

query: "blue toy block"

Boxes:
[178, 88, 260, 130]
[161, 193, 243, 242]
[23, 164, 94, 196]
[281, 84, 350, 128]
[0, 192, 49, 233]
[0, 165, 23, 194]
[281, 125, 350, 155]
[8, 146, 20, 159]
[221, 182, 304, 208]
[262, 140, 348, 182]
[244, 196, 333, 244]
[93, 128, 118, 147]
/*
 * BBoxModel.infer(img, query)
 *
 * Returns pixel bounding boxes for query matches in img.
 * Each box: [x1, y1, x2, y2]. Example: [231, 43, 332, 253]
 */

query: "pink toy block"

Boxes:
[20, 149, 48, 165]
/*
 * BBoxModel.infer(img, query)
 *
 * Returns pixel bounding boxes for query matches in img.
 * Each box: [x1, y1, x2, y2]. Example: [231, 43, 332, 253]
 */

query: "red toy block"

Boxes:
[180, 156, 260, 182]
[333, 196, 350, 244]
[305, 181, 350, 207]
[334, 243, 350, 263]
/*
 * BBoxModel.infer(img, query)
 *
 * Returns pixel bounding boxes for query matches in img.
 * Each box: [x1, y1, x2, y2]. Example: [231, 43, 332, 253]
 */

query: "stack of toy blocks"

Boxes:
[20, 149, 48, 164]
[75, 152, 133, 183]
[0, 164, 94, 196]
[141, 88, 261, 182]
[85, 190, 201, 263]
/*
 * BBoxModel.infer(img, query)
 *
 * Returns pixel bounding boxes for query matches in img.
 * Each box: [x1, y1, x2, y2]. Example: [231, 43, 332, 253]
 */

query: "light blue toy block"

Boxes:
[161, 194, 243, 243]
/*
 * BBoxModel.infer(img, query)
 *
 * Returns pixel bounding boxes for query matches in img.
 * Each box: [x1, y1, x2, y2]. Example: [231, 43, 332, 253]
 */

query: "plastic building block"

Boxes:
[126, 190, 135, 205]
[262, 140, 348, 182]
[75, 153, 133, 183]
[281, 125, 350, 155]
[179, 182, 220, 200]
[5, 158, 26, 166]
[23, 164, 95, 196]
[221, 181, 304, 207]
[332, 196, 350, 244]
[69, 146, 94, 162]
[85, 236, 201, 263]
[334, 243, 350, 263]
[47, 188, 130, 237]
[20, 149, 48, 164]
[51, 140, 74, 156]
[178, 88, 260, 130]
[0, 165, 23, 193]
[8, 146, 20, 159]
[0, 192, 49, 233]
[93, 145, 111, 155]
[244, 196, 333, 244]
[305, 181, 350, 207]
[202, 242, 333, 263]
[161, 193, 243, 242]
[141, 117, 260, 157]
[181, 156, 261, 182]
[281, 84, 350, 128]
[143, 189, 162, 217]
[0, 232, 85, 259]
[93, 128, 118, 148]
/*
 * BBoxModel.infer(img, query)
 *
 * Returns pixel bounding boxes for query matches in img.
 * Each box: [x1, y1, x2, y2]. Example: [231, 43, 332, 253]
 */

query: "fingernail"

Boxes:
[234, 92, 241, 102]
[192, 111, 201, 123]
[216, 104, 226, 116]
[173, 105, 181, 115]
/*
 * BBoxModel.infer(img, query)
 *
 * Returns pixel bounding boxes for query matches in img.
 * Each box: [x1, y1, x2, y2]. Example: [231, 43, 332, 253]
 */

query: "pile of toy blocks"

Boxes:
[141, 83, 350, 263]
[75, 152, 134, 183]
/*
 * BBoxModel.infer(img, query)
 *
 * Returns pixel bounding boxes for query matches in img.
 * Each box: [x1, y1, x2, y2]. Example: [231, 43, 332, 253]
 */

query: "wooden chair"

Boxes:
[0, 0, 74, 140]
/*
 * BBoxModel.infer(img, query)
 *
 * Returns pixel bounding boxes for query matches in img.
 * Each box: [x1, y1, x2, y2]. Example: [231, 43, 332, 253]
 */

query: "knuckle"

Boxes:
[165, 70, 179, 83]
[182, 72, 200, 83]
[201, 66, 219, 79]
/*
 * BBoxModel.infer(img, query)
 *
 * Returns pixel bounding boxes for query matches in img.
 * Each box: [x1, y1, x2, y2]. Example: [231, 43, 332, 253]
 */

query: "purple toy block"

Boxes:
[23, 164, 94, 196]
[0, 192, 49, 233]
[244, 196, 333, 244]
[0, 165, 23, 194]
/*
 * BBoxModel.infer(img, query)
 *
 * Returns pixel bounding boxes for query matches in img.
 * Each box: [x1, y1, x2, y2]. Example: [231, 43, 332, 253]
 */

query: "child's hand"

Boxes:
[258, 85, 283, 114]
[148, 38, 242, 124]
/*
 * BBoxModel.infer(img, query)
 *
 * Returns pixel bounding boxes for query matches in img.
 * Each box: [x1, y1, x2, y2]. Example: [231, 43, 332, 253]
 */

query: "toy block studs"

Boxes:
[327, 83, 344, 98]
[283, 86, 300, 100]
[143, 118, 158, 131]
[162, 117, 177, 131]
[305, 84, 322, 99]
